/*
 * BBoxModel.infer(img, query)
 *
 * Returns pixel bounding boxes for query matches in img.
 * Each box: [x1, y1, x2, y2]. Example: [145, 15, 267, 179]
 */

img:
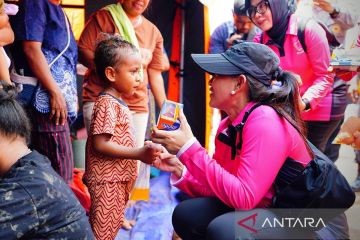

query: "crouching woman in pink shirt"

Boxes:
[151, 43, 349, 240]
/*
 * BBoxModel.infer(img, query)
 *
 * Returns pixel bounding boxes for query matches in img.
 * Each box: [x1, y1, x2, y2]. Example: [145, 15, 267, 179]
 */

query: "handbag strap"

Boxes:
[48, 8, 71, 68]
[234, 103, 314, 157]
[234, 103, 312, 191]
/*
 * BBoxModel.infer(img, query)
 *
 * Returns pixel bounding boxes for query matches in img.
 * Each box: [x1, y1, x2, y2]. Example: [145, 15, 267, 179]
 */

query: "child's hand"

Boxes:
[152, 148, 184, 178]
[140, 141, 163, 164]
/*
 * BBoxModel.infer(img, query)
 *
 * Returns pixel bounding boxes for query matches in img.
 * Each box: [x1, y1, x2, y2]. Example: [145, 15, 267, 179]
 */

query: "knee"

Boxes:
[206, 216, 232, 240]
[172, 201, 190, 235]
[206, 213, 242, 240]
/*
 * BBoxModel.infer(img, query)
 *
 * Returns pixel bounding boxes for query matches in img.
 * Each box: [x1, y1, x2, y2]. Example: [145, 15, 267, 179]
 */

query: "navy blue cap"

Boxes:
[191, 42, 282, 86]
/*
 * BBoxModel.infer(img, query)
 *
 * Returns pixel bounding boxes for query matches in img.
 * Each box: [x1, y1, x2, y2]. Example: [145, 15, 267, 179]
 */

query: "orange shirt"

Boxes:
[78, 10, 166, 113]
[84, 93, 137, 184]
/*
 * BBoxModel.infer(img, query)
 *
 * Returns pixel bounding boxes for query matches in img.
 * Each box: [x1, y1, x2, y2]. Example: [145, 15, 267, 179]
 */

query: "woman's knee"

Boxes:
[206, 212, 238, 240]
[172, 197, 233, 239]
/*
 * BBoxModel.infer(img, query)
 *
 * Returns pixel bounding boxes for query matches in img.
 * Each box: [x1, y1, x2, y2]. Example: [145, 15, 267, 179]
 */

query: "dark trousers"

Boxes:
[173, 197, 349, 240]
[305, 119, 343, 153]
[324, 118, 344, 162]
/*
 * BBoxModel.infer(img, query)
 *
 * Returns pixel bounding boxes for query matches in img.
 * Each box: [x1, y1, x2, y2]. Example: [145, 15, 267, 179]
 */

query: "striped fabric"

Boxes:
[88, 181, 134, 240]
[28, 108, 74, 183]
[85, 93, 138, 239]
[84, 93, 137, 184]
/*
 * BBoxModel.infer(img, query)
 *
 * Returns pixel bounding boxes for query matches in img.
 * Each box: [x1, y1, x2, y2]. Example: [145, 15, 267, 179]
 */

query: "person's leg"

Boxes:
[82, 101, 95, 134]
[305, 119, 343, 153]
[351, 102, 360, 191]
[324, 117, 344, 162]
[351, 151, 360, 191]
[316, 213, 350, 240]
[172, 197, 233, 240]
[88, 181, 130, 240]
[29, 109, 74, 183]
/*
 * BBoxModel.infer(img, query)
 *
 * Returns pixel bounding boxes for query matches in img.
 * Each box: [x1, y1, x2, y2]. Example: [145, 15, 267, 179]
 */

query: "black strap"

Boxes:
[217, 102, 263, 160]
[297, 17, 308, 53]
[260, 18, 307, 54]
[233, 103, 313, 155]
[260, 33, 286, 57]
[218, 125, 238, 160]
[233, 103, 310, 191]
[219, 102, 313, 160]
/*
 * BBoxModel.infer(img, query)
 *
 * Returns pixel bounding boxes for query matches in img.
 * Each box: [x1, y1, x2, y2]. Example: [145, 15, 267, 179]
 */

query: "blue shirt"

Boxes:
[11, 0, 78, 120]
[0, 150, 94, 239]
[209, 21, 260, 54]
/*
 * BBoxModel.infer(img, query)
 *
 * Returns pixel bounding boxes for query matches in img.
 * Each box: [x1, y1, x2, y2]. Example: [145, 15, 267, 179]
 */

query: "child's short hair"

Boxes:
[94, 33, 139, 84]
[0, 80, 31, 144]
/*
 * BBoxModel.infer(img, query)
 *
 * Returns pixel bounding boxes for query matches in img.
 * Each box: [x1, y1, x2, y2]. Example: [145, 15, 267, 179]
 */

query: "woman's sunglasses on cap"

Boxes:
[246, 0, 269, 19]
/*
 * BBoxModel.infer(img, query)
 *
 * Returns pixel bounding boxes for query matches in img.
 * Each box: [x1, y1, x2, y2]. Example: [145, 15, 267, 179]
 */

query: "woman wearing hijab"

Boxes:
[246, 0, 339, 155]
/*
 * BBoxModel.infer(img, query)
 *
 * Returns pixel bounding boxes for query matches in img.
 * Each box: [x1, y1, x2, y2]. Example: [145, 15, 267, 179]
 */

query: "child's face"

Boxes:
[112, 53, 142, 96]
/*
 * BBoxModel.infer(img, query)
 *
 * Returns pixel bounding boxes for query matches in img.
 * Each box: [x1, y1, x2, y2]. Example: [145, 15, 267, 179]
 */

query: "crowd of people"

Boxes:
[0, 0, 359, 239]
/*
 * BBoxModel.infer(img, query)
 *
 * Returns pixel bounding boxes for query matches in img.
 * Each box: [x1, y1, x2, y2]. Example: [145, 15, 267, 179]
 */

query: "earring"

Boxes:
[230, 90, 236, 95]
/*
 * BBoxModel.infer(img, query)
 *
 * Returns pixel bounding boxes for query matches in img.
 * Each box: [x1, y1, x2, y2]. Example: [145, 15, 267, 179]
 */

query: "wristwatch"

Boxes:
[303, 98, 311, 112]
[330, 7, 340, 19]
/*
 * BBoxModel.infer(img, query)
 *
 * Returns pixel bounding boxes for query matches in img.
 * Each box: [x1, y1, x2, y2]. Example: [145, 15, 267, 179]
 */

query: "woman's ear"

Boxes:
[105, 66, 116, 83]
[237, 74, 247, 88]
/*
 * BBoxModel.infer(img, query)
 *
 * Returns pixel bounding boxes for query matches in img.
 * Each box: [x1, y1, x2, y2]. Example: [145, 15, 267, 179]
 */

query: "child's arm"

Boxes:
[0, 48, 10, 83]
[93, 133, 162, 164]
[0, 13, 14, 46]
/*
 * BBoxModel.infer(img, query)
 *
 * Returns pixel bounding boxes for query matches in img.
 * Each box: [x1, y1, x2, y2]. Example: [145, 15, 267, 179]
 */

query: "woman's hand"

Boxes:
[49, 86, 68, 126]
[151, 110, 194, 154]
[152, 147, 184, 178]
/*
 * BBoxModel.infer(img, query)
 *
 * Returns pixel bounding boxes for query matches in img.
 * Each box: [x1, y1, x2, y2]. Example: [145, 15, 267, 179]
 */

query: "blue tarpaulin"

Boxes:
[116, 173, 179, 240]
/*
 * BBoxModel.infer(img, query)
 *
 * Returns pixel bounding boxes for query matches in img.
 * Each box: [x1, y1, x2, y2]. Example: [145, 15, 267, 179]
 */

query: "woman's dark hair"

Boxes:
[0, 80, 31, 144]
[94, 33, 139, 84]
[246, 71, 306, 136]
[234, 0, 247, 16]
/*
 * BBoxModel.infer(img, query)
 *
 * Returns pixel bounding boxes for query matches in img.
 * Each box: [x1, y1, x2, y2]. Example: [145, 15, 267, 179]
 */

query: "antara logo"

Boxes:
[237, 213, 327, 233]
[261, 217, 326, 228]
[237, 213, 258, 233]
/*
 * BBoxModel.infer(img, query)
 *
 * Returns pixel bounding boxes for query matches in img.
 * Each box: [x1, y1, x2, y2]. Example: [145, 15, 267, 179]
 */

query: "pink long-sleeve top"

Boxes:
[254, 14, 334, 121]
[173, 103, 312, 210]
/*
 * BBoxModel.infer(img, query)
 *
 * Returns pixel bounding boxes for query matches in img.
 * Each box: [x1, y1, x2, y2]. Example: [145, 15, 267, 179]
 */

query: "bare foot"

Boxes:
[122, 218, 136, 230]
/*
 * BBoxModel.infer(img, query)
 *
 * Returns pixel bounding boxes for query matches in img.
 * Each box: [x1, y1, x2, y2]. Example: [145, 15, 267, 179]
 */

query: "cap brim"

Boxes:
[191, 53, 245, 75]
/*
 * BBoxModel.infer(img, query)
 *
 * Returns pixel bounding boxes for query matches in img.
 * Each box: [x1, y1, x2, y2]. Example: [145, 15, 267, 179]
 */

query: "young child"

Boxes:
[84, 34, 162, 239]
